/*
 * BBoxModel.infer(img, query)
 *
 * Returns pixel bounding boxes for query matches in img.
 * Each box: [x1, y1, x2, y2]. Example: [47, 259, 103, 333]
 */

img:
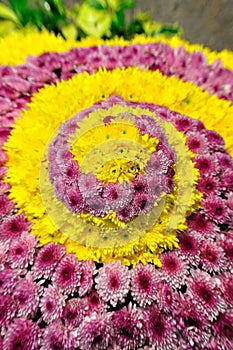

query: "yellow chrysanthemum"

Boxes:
[0, 28, 233, 71]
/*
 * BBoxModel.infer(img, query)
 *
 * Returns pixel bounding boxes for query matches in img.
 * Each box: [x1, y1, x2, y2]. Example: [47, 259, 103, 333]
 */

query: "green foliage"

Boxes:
[0, 0, 182, 40]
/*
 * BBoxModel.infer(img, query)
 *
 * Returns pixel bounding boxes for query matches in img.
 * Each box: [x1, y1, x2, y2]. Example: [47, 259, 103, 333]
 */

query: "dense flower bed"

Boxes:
[0, 32, 232, 349]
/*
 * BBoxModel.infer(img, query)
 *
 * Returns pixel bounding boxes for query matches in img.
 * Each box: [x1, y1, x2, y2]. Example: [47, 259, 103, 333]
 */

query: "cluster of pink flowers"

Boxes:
[0, 225, 232, 349]
[49, 97, 176, 221]
[0, 41, 232, 349]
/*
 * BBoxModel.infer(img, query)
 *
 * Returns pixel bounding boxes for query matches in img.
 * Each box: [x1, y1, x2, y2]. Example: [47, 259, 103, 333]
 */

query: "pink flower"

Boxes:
[78, 172, 101, 199]
[159, 250, 189, 288]
[212, 312, 233, 350]
[13, 276, 40, 318]
[32, 242, 66, 279]
[186, 270, 226, 321]
[3, 319, 40, 350]
[203, 195, 229, 224]
[103, 182, 133, 211]
[79, 260, 95, 297]
[131, 263, 158, 307]
[40, 285, 66, 324]
[218, 273, 233, 307]
[221, 170, 233, 192]
[52, 254, 81, 295]
[42, 320, 77, 350]
[178, 232, 201, 266]
[63, 298, 87, 329]
[194, 154, 218, 175]
[215, 151, 233, 171]
[200, 240, 226, 273]
[112, 303, 146, 349]
[144, 305, 178, 349]
[188, 212, 219, 239]
[9, 232, 37, 269]
[186, 131, 209, 154]
[78, 312, 113, 350]
[95, 260, 130, 307]
[0, 214, 30, 242]
[197, 175, 220, 196]
[84, 290, 107, 315]
[203, 129, 225, 151]
[0, 267, 19, 295]
[0, 294, 16, 331]
[0, 195, 15, 219]
[155, 281, 180, 313]
[64, 185, 85, 214]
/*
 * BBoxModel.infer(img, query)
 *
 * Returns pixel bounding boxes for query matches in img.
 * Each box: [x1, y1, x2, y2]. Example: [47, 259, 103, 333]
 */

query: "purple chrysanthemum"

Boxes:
[200, 240, 226, 273]
[159, 250, 189, 288]
[84, 290, 107, 315]
[186, 270, 226, 320]
[188, 212, 220, 239]
[78, 172, 101, 199]
[218, 273, 233, 307]
[95, 260, 130, 307]
[0, 267, 19, 295]
[221, 169, 233, 192]
[218, 234, 233, 270]
[131, 263, 158, 307]
[186, 131, 209, 154]
[155, 281, 180, 313]
[13, 276, 40, 318]
[212, 312, 233, 350]
[32, 242, 66, 279]
[0, 194, 15, 219]
[42, 320, 77, 350]
[8, 232, 37, 269]
[63, 298, 87, 329]
[3, 319, 40, 350]
[144, 305, 178, 349]
[40, 285, 66, 324]
[203, 194, 229, 224]
[103, 181, 133, 211]
[0, 214, 30, 242]
[112, 303, 146, 349]
[194, 154, 217, 175]
[52, 254, 81, 295]
[197, 175, 220, 196]
[64, 185, 85, 214]
[79, 260, 95, 297]
[0, 294, 16, 331]
[215, 151, 233, 172]
[78, 312, 113, 350]
[203, 129, 225, 151]
[178, 231, 201, 266]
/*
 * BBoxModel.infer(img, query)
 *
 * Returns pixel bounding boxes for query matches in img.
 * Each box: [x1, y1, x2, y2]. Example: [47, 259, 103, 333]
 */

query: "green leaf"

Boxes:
[118, 0, 135, 11]
[0, 3, 19, 23]
[85, 0, 106, 10]
[77, 3, 111, 37]
[50, 0, 65, 15]
[62, 23, 77, 39]
[112, 9, 125, 30]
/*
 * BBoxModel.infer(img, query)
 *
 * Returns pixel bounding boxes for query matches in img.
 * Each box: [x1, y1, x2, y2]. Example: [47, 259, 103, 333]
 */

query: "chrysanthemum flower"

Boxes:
[186, 270, 226, 321]
[143, 305, 178, 349]
[0, 214, 30, 242]
[112, 303, 146, 349]
[13, 276, 40, 318]
[200, 240, 226, 273]
[159, 250, 189, 288]
[188, 212, 219, 239]
[197, 175, 220, 197]
[0, 194, 15, 219]
[194, 154, 218, 175]
[0, 294, 16, 331]
[42, 320, 77, 350]
[8, 232, 37, 269]
[218, 273, 233, 307]
[78, 312, 113, 350]
[203, 194, 229, 224]
[131, 263, 158, 307]
[212, 312, 233, 350]
[32, 242, 66, 279]
[95, 260, 130, 307]
[52, 253, 81, 295]
[0, 267, 19, 295]
[186, 131, 209, 154]
[3, 319, 40, 350]
[217, 234, 233, 271]
[78, 260, 95, 297]
[178, 231, 201, 266]
[84, 290, 107, 315]
[155, 281, 180, 313]
[62, 298, 87, 329]
[40, 285, 66, 324]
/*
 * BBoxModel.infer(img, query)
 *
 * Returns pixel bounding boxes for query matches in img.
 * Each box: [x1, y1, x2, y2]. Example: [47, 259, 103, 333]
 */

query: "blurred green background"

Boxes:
[0, 0, 232, 51]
